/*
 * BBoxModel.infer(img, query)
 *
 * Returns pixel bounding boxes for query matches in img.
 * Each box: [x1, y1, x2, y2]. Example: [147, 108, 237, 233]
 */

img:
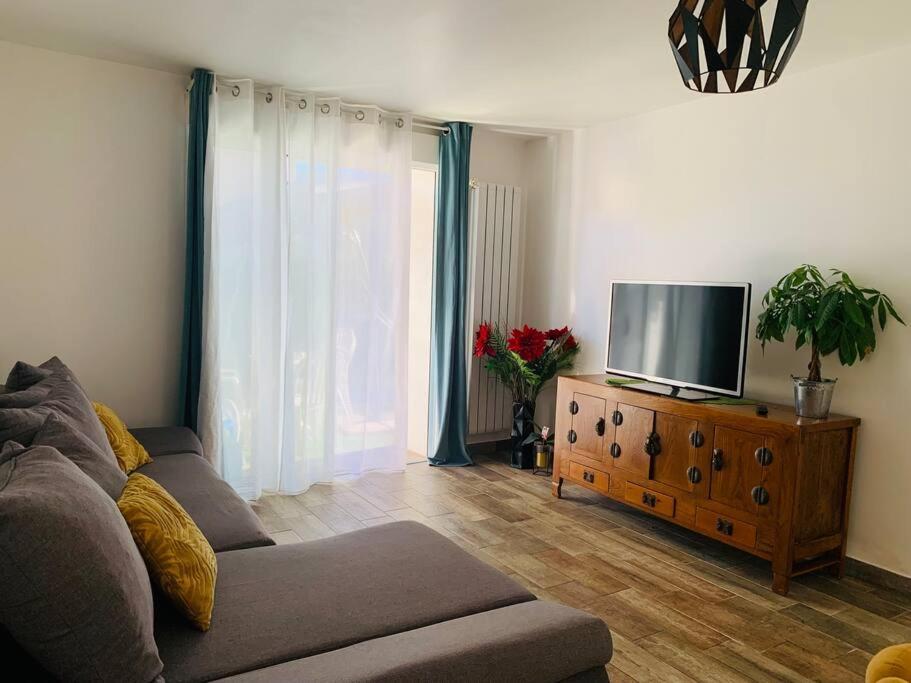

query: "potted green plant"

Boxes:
[473, 323, 579, 468]
[756, 265, 904, 418]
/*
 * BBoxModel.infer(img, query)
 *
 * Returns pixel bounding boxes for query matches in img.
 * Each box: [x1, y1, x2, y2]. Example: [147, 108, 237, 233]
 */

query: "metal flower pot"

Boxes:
[792, 376, 837, 419]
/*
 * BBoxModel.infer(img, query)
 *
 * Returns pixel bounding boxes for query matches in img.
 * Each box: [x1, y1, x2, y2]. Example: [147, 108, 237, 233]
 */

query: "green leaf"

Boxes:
[838, 332, 857, 366]
[815, 292, 840, 331]
[878, 299, 888, 329]
[884, 297, 906, 325]
[844, 296, 865, 326]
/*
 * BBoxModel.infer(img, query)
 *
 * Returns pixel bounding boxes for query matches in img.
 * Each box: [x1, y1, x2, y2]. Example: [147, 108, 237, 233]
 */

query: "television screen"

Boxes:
[605, 281, 751, 397]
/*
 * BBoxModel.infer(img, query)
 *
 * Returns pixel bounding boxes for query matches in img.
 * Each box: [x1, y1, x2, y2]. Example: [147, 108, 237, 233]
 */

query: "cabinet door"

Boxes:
[569, 392, 609, 462]
[611, 403, 654, 476]
[651, 412, 697, 491]
[708, 426, 765, 515]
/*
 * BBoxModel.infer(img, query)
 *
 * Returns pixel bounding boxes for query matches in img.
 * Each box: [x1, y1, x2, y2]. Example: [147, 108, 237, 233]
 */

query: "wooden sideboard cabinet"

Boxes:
[552, 375, 860, 595]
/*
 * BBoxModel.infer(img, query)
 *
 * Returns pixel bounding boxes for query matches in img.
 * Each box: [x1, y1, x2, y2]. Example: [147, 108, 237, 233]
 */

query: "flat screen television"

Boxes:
[604, 281, 752, 399]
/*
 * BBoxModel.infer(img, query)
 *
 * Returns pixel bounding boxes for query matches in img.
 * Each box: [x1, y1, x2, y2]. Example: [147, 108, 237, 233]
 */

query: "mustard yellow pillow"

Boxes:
[118, 474, 217, 631]
[93, 402, 152, 473]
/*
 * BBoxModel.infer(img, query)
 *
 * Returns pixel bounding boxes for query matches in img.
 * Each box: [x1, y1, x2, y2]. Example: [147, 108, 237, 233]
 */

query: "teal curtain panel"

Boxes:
[427, 122, 474, 466]
[178, 68, 214, 431]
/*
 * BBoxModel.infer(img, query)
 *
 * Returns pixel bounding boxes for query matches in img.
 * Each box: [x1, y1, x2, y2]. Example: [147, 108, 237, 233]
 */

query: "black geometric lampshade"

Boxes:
[669, 0, 808, 93]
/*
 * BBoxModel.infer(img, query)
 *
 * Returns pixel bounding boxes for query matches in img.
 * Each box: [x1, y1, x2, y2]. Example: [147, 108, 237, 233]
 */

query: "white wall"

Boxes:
[0, 40, 186, 427]
[531, 45, 911, 577]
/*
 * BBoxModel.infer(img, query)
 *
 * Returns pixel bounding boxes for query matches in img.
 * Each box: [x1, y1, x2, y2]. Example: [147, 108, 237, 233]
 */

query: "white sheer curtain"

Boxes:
[199, 79, 412, 499]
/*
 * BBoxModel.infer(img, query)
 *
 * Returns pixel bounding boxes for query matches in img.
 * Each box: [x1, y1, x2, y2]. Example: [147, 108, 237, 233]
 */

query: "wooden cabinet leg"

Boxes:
[551, 477, 564, 498]
[828, 559, 847, 579]
[772, 572, 791, 595]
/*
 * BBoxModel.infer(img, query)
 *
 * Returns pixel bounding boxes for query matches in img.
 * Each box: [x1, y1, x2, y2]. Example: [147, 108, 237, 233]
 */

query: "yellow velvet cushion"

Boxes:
[93, 402, 152, 473]
[118, 474, 217, 631]
[867, 644, 911, 683]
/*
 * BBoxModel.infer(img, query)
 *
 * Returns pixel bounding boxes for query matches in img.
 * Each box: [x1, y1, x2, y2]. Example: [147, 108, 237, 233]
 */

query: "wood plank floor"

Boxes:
[253, 454, 910, 682]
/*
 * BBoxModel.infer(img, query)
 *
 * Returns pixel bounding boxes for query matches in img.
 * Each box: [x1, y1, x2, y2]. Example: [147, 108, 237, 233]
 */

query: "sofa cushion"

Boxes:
[137, 453, 273, 552]
[131, 426, 204, 457]
[4, 360, 53, 391]
[119, 474, 218, 632]
[214, 600, 612, 683]
[0, 372, 115, 464]
[154, 521, 535, 683]
[94, 401, 152, 473]
[31, 412, 127, 499]
[0, 444, 163, 683]
[5, 357, 83, 392]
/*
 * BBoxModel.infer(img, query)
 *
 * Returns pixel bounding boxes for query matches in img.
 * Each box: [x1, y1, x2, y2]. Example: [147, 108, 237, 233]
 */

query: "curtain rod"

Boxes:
[190, 76, 451, 136]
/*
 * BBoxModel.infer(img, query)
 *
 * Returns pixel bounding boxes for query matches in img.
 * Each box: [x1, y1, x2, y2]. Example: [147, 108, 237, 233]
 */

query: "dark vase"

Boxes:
[511, 401, 536, 469]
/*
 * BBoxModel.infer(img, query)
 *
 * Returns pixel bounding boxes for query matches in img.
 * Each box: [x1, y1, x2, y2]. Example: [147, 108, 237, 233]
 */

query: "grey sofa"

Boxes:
[5, 423, 613, 681]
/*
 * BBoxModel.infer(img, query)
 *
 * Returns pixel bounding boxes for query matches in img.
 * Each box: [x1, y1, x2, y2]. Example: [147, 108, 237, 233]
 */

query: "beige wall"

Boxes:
[0, 40, 186, 426]
[526, 45, 911, 577]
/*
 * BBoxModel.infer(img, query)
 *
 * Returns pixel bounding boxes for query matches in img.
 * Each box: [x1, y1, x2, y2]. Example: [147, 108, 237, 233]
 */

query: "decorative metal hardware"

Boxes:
[752, 485, 770, 506]
[754, 447, 774, 467]
[611, 410, 623, 426]
[609, 442, 622, 459]
[711, 449, 724, 471]
[689, 430, 705, 448]
[644, 432, 662, 457]
[567, 430, 577, 444]
[568, 400, 579, 415]
[596, 418, 606, 436]
[583, 470, 595, 484]
[641, 492, 657, 508]
[715, 518, 734, 536]
[686, 466, 702, 484]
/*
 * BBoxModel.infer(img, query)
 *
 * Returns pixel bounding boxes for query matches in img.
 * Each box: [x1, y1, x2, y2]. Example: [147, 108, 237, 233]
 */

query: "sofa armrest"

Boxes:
[129, 427, 204, 458]
[214, 600, 612, 683]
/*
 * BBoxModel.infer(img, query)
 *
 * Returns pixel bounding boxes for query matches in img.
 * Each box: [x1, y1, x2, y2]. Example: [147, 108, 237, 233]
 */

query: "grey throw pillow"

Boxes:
[0, 444, 163, 682]
[4, 360, 54, 391]
[0, 373, 115, 465]
[32, 413, 126, 499]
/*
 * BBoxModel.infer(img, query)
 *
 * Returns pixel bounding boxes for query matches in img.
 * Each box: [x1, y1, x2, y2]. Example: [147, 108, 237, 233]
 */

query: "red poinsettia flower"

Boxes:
[545, 326, 569, 341]
[474, 322, 493, 358]
[508, 325, 547, 362]
[564, 334, 578, 351]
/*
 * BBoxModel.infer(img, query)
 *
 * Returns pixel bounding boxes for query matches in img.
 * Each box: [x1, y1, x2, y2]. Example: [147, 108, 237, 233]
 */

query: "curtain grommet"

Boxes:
[231, 85, 240, 97]
[299, 100, 307, 110]
[265, 92, 273, 103]
[355, 110, 365, 121]
[395, 118, 404, 128]
[320, 103, 331, 114]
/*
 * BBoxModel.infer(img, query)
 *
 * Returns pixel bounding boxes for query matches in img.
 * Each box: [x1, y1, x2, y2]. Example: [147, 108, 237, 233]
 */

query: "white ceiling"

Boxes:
[2, 0, 911, 128]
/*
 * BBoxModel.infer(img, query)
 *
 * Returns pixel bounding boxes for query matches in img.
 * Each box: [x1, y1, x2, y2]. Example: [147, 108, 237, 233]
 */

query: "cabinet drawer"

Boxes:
[625, 482, 675, 518]
[695, 507, 757, 548]
[567, 461, 610, 494]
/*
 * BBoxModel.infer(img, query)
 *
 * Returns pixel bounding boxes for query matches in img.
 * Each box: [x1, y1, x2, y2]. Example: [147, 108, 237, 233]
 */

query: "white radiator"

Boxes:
[467, 182, 524, 441]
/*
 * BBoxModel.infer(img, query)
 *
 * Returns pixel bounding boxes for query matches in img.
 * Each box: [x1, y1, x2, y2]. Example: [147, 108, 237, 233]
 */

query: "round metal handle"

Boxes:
[644, 432, 662, 456]
[752, 486, 770, 506]
[596, 418, 606, 436]
[754, 447, 774, 467]
[609, 442, 621, 459]
[686, 466, 702, 484]
[567, 430, 577, 444]
[711, 449, 724, 471]
[689, 430, 705, 448]
[611, 410, 623, 426]
[568, 400, 579, 415]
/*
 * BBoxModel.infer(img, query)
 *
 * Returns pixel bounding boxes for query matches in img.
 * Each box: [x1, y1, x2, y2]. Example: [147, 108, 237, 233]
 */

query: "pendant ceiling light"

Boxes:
[669, 0, 808, 93]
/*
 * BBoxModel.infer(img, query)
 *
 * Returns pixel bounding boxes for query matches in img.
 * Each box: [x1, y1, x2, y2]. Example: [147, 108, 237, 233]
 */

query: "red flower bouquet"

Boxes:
[473, 322, 580, 404]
